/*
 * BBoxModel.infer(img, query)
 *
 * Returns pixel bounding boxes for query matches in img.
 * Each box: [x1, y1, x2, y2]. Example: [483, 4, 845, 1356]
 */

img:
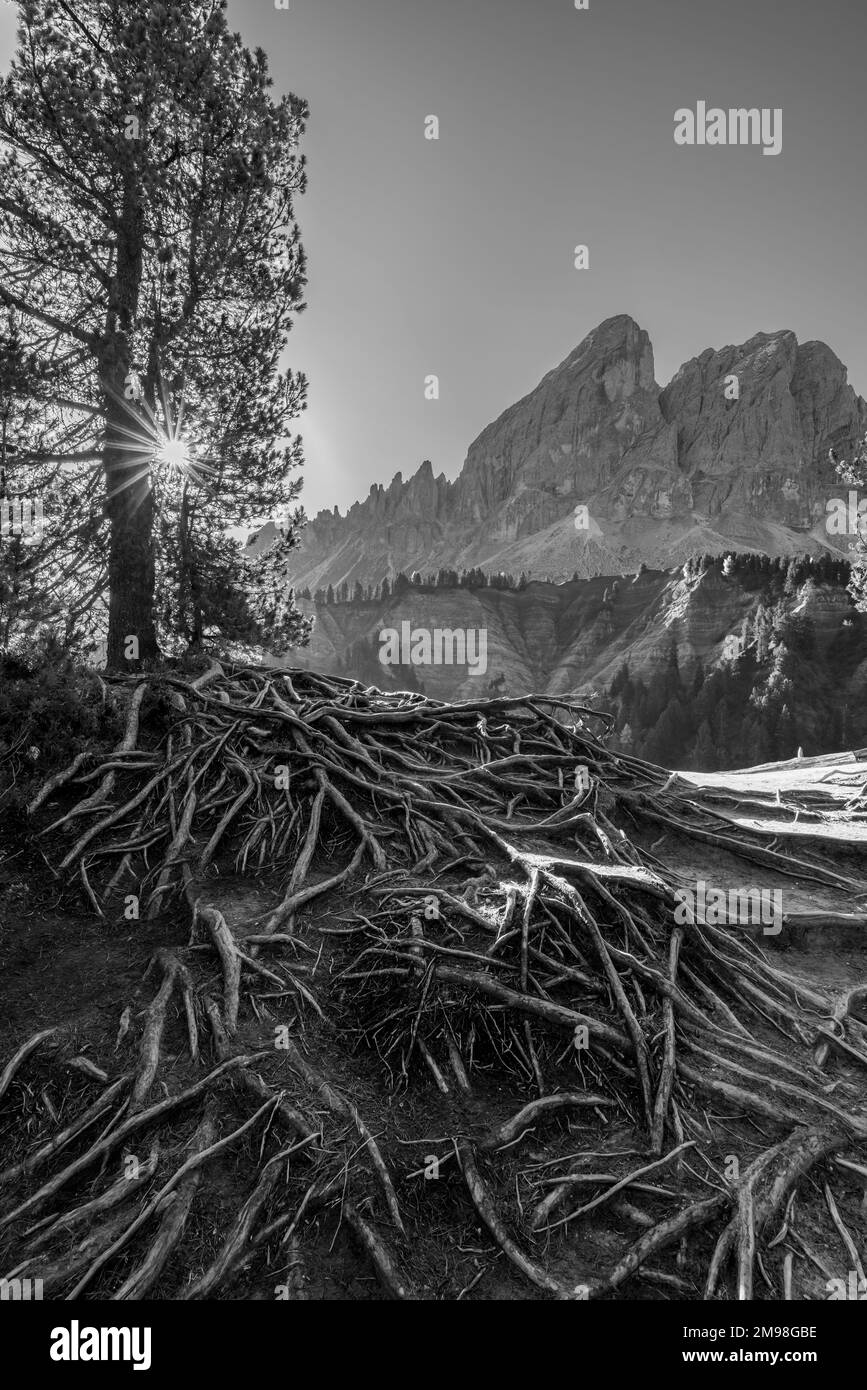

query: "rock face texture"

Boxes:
[260, 314, 867, 595]
[276, 566, 859, 710]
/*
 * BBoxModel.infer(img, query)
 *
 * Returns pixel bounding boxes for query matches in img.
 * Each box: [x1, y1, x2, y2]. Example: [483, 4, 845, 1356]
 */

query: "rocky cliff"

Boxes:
[276, 557, 867, 769]
[277, 559, 853, 696]
[259, 314, 867, 593]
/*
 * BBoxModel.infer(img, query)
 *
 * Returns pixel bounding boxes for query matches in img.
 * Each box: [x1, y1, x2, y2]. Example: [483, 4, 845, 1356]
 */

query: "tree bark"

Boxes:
[103, 167, 158, 671]
[103, 366, 158, 670]
[179, 485, 204, 653]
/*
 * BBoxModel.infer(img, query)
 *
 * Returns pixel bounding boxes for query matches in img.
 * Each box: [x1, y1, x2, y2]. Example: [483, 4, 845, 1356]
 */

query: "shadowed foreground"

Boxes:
[1, 666, 866, 1300]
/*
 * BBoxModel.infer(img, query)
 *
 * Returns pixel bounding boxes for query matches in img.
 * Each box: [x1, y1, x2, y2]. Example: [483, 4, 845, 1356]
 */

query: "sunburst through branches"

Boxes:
[104, 374, 215, 510]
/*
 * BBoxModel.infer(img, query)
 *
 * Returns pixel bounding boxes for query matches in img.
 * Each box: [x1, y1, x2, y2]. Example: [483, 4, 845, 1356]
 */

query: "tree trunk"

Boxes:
[178, 485, 204, 653]
[103, 168, 157, 671]
[104, 376, 158, 670]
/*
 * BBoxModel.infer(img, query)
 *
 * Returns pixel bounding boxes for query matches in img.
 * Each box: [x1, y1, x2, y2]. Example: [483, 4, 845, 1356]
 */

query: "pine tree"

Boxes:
[783, 559, 800, 597]
[610, 663, 629, 698]
[831, 428, 867, 609]
[691, 719, 717, 771]
[0, 0, 309, 667]
[0, 318, 76, 650]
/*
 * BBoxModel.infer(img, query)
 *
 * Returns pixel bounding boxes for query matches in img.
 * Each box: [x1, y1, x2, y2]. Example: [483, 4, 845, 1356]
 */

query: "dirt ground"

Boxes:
[2, 807, 865, 1302]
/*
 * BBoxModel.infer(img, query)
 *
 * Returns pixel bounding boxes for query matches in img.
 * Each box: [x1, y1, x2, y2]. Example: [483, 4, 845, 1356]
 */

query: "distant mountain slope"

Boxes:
[258, 314, 867, 592]
[276, 555, 867, 770]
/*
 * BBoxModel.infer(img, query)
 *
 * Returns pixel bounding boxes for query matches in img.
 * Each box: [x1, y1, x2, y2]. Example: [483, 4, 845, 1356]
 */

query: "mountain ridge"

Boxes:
[260, 314, 867, 594]
[275, 555, 867, 770]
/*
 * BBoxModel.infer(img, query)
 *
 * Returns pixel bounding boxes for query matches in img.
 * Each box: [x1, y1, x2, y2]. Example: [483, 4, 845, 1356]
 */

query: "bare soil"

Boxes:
[2, 815, 865, 1302]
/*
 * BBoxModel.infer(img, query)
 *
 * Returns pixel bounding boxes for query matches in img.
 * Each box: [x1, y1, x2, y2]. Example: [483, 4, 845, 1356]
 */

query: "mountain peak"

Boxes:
[562, 313, 651, 369]
[587, 311, 647, 338]
[272, 318, 866, 594]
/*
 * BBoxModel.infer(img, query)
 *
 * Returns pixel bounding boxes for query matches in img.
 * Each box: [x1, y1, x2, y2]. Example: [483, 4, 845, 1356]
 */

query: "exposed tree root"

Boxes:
[457, 1138, 582, 1300]
[182, 1140, 284, 1299]
[0, 1074, 132, 1190]
[343, 1201, 414, 1300]
[0, 1028, 58, 1102]
[113, 1113, 216, 1299]
[0, 665, 865, 1300]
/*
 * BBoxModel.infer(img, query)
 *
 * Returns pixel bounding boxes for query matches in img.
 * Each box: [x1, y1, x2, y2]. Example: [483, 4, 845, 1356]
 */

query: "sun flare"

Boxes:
[155, 436, 191, 475]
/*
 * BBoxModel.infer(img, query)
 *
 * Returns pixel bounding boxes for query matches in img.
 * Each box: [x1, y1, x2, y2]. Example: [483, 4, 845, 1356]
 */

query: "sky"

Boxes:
[2, 0, 865, 520]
